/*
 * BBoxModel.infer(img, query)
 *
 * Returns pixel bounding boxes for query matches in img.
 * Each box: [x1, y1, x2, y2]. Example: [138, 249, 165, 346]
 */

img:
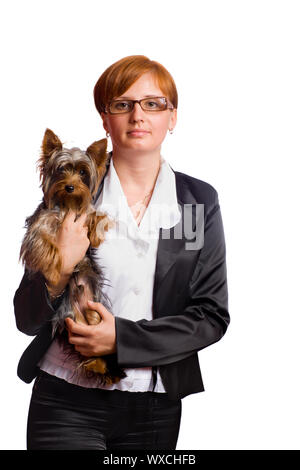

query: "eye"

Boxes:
[111, 101, 131, 112]
[117, 101, 130, 109]
[143, 98, 166, 110]
[148, 101, 158, 108]
[79, 169, 86, 176]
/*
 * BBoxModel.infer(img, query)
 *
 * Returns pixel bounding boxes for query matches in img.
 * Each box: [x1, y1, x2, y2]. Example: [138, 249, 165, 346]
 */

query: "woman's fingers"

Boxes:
[63, 211, 88, 237]
[76, 212, 88, 227]
[65, 317, 89, 335]
[64, 209, 77, 223]
[63, 210, 87, 226]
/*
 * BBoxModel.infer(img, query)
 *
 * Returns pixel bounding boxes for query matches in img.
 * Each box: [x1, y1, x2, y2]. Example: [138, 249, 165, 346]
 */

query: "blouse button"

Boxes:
[133, 286, 140, 295]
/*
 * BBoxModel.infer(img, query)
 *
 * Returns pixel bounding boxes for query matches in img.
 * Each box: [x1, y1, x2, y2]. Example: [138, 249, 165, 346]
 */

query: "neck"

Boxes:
[111, 146, 161, 195]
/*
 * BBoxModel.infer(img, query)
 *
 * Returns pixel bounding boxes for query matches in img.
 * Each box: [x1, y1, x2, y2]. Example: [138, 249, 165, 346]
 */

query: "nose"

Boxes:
[129, 101, 144, 123]
[65, 185, 74, 193]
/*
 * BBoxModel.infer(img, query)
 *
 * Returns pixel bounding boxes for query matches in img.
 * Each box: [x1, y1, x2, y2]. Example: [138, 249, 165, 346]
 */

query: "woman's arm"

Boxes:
[114, 201, 230, 367]
[14, 210, 90, 336]
[13, 269, 67, 336]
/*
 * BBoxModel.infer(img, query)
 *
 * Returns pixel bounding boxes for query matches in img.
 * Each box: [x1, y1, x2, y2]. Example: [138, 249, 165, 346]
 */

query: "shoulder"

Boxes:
[173, 170, 219, 210]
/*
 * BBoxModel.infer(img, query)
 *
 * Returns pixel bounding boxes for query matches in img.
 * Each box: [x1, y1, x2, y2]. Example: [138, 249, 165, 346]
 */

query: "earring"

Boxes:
[106, 131, 110, 138]
[169, 129, 174, 134]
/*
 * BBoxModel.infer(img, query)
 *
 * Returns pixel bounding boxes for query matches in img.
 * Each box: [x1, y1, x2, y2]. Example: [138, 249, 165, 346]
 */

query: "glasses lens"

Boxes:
[141, 97, 167, 111]
[109, 100, 132, 114]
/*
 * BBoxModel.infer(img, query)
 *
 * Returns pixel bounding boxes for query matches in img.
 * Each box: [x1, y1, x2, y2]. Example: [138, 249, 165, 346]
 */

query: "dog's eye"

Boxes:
[79, 169, 86, 176]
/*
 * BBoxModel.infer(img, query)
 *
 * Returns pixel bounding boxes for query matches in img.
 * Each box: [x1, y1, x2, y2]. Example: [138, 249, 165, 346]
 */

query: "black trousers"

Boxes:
[27, 370, 182, 450]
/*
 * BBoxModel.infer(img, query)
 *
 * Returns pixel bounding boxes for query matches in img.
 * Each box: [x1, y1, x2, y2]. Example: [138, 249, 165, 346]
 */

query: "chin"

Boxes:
[127, 144, 160, 153]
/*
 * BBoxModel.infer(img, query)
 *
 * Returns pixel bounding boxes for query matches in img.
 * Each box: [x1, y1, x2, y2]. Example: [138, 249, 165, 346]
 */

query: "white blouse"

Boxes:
[38, 154, 181, 392]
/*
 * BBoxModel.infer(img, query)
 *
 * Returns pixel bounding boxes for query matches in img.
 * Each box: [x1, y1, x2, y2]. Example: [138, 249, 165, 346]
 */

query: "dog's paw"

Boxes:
[82, 357, 107, 374]
[85, 308, 102, 325]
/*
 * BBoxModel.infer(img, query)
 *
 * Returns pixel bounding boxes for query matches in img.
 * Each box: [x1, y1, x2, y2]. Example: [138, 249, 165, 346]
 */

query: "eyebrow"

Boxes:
[116, 94, 161, 100]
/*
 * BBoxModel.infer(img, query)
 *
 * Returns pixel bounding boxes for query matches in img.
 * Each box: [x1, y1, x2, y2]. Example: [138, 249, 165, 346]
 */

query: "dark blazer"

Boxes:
[14, 155, 230, 401]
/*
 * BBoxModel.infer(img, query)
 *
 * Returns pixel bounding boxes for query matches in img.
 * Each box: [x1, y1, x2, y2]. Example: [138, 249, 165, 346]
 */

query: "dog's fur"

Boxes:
[19, 128, 126, 385]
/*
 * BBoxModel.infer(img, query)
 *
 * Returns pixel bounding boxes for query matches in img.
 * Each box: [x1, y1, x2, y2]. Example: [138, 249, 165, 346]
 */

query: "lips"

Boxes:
[127, 130, 150, 136]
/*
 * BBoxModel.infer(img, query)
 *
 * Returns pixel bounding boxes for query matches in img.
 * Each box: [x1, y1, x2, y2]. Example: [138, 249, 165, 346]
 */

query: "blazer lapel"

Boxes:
[153, 207, 185, 298]
[153, 170, 202, 301]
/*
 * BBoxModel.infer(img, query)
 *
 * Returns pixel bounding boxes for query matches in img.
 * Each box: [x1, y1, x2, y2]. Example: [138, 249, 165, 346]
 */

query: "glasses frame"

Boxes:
[104, 96, 174, 115]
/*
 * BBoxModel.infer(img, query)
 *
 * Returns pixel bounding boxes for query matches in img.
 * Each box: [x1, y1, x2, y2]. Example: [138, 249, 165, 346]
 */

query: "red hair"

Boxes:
[94, 55, 178, 114]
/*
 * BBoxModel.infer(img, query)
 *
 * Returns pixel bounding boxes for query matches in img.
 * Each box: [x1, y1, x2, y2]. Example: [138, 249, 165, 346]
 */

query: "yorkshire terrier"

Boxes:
[19, 128, 126, 385]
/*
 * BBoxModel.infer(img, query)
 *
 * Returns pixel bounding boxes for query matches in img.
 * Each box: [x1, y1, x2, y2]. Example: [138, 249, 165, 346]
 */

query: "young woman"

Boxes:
[14, 55, 230, 450]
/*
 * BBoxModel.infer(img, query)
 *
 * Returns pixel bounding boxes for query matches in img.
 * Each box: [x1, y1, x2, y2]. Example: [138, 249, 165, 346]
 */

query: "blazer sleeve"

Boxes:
[13, 269, 63, 336]
[115, 195, 230, 368]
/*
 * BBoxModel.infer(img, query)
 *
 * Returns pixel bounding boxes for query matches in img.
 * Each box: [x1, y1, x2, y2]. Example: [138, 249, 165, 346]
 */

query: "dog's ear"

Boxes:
[86, 138, 108, 179]
[42, 128, 63, 157]
[37, 129, 63, 188]
[86, 138, 107, 166]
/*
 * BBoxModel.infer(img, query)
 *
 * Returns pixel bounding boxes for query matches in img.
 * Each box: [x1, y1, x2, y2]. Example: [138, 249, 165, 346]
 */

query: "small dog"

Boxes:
[19, 128, 126, 385]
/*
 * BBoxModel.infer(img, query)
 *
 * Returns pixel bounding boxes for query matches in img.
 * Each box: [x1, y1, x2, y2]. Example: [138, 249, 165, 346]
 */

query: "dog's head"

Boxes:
[37, 129, 108, 212]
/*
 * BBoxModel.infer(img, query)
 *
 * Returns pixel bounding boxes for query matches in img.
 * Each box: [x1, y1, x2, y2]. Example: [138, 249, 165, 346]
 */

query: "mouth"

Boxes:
[46, 187, 91, 211]
[127, 130, 150, 137]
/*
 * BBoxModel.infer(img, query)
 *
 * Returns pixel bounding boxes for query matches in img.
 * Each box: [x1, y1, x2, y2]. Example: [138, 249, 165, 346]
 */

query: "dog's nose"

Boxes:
[65, 185, 74, 193]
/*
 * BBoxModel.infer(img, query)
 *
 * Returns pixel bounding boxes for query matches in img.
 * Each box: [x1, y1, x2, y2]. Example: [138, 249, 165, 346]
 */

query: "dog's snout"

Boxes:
[65, 185, 74, 193]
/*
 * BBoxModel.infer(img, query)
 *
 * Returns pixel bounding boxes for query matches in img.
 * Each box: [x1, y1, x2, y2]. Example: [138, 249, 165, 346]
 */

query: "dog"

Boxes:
[19, 128, 126, 385]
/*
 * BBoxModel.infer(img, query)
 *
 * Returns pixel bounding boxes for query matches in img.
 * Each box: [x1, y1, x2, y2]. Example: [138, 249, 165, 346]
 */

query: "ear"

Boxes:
[100, 112, 110, 134]
[169, 108, 177, 131]
[37, 128, 63, 187]
[42, 128, 63, 157]
[86, 138, 108, 179]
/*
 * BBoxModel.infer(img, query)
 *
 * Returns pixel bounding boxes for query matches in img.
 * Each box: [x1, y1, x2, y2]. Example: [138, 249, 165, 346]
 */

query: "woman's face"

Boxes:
[101, 72, 177, 155]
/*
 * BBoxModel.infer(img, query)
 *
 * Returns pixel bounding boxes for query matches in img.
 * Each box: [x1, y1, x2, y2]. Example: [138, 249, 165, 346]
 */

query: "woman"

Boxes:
[14, 55, 230, 450]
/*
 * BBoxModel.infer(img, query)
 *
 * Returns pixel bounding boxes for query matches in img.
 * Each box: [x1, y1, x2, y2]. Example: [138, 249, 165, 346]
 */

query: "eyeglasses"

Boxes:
[105, 96, 174, 115]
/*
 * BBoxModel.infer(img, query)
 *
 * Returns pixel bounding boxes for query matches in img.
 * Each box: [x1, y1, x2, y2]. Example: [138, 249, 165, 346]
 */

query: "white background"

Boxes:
[1, 0, 299, 450]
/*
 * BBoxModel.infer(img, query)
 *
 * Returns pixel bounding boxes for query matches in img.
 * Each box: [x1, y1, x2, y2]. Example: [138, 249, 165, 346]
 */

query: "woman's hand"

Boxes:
[65, 300, 117, 356]
[57, 210, 90, 276]
[45, 210, 90, 295]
